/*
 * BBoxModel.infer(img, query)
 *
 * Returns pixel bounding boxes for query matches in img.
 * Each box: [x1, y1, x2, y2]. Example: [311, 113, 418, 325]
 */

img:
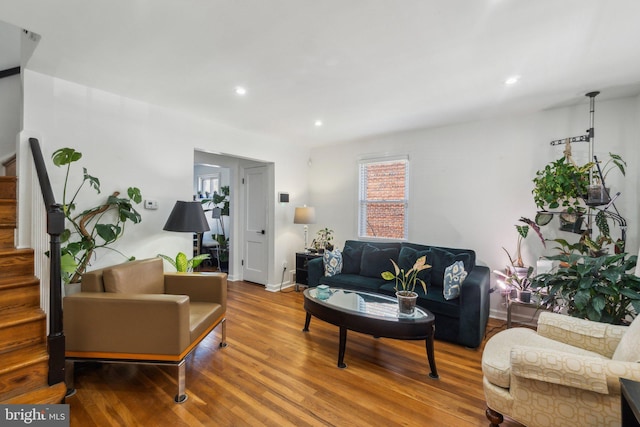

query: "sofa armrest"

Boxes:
[164, 272, 227, 312]
[307, 257, 324, 287]
[536, 312, 627, 358]
[64, 292, 191, 355]
[511, 345, 610, 394]
[457, 265, 490, 348]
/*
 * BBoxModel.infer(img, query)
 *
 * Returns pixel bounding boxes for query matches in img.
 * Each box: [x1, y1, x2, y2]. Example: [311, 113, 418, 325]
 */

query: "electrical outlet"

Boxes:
[282, 260, 288, 269]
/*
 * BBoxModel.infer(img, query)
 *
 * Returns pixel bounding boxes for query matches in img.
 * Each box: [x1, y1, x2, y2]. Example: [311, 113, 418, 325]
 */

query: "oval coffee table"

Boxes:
[302, 287, 438, 379]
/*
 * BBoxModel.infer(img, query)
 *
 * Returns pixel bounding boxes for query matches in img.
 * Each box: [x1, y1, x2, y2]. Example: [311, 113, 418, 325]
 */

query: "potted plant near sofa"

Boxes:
[51, 147, 143, 290]
[381, 255, 431, 316]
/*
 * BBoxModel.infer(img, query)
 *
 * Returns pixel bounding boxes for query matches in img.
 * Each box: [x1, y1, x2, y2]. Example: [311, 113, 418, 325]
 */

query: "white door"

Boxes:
[243, 166, 268, 284]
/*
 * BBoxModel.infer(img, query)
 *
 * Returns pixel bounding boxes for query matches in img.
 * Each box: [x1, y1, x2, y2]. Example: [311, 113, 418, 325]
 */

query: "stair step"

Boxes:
[0, 276, 40, 311]
[1, 381, 67, 404]
[0, 344, 49, 401]
[0, 177, 17, 200]
[0, 308, 45, 353]
[0, 248, 34, 280]
[0, 200, 16, 229]
[0, 228, 14, 249]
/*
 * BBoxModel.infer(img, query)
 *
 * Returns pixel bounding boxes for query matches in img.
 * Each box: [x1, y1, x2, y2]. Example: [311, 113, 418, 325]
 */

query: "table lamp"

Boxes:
[294, 205, 316, 252]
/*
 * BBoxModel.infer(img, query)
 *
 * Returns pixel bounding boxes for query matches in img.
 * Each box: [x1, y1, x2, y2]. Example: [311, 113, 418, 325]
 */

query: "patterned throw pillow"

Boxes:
[323, 249, 343, 277]
[443, 260, 467, 300]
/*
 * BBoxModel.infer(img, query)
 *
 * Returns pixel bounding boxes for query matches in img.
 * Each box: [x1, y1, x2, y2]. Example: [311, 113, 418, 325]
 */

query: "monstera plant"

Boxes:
[52, 147, 143, 284]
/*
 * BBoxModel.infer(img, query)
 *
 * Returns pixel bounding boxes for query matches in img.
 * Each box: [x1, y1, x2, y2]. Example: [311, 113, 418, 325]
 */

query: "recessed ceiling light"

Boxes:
[314, 120, 323, 127]
[505, 76, 520, 85]
[235, 86, 247, 96]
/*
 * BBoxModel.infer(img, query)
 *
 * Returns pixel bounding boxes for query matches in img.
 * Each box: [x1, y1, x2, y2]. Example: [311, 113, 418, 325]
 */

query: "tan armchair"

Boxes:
[63, 258, 227, 403]
[482, 311, 640, 426]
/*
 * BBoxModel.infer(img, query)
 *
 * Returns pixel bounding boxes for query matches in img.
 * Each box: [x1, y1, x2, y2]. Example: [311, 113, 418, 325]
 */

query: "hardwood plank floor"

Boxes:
[65, 281, 523, 426]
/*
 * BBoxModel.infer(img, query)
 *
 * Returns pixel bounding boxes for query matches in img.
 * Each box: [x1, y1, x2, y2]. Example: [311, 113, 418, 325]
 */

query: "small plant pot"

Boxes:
[396, 291, 418, 316]
[586, 184, 610, 206]
[559, 211, 584, 233]
[519, 290, 532, 303]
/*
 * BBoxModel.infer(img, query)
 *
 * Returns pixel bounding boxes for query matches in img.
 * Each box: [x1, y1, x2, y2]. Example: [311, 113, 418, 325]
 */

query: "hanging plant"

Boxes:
[532, 156, 593, 213]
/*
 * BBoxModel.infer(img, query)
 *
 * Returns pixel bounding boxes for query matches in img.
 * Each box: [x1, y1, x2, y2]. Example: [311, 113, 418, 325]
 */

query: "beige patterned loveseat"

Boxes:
[482, 311, 640, 426]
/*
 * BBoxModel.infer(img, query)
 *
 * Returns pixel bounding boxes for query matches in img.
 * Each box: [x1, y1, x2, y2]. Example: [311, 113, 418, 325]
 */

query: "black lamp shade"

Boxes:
[163, 201, 210, 233]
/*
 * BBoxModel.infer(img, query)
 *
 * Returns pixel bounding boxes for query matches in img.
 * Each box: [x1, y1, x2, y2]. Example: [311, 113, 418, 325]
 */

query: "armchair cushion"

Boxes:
[612, 315, 640, 362]
[103, 258, 165, 294]
[538, 312, 627, 358]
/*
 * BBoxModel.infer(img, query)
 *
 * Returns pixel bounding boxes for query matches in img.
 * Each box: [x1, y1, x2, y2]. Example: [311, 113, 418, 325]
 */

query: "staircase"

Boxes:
[0, 176, 66, 404]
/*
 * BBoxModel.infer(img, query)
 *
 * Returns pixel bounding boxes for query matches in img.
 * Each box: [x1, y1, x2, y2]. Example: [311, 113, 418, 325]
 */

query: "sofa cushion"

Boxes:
[323, 249, 343, 277]
[360, 244, 399, 278]
[425, 247, 472, 287]
[319, 274, 385, 292]
[103, 259, 165, 294]
[342, 244, 364, 274]
[397, 246, 433, 287]
[443, 261, 467, 300]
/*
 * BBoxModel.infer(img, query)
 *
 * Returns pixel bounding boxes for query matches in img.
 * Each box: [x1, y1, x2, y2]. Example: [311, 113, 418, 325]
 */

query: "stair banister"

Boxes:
[28, 137, 66, 386]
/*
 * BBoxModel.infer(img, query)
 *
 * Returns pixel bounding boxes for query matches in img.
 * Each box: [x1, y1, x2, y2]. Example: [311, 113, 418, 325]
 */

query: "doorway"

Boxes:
[194, 150, 273, 285]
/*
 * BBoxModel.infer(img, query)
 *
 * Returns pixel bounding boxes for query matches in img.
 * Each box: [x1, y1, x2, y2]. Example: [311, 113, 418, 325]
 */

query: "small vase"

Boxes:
[396, 291, 418, 316]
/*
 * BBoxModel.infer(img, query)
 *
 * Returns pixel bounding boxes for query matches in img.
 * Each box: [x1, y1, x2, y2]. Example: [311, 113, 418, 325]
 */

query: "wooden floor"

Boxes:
[65, 281, 523, 427]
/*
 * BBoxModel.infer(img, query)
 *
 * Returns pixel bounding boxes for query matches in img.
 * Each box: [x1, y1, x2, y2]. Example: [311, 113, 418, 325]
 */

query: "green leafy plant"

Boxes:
[52, 147, 143, 284]
[532, 156, 593, 212]
[596, 152, 626, 182]
[381, 255, 431, 295]
[157, 253, 210, 272]
[312, 227, 334, 252]
[531, 252, 640, 325]
[503, 217, 546, 268]
[201, 185, 230, 262]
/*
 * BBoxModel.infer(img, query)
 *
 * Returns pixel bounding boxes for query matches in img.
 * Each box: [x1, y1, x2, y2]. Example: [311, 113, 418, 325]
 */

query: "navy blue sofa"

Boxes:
[307, 240, 490, 348]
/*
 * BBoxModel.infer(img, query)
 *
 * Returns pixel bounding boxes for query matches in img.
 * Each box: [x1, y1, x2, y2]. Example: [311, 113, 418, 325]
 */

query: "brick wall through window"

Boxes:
[359, 159, 408, 239]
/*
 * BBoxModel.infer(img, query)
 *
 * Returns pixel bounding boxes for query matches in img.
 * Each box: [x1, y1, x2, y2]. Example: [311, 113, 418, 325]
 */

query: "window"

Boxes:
[198, 174, 220, 199]
[358, 157, 408, 239]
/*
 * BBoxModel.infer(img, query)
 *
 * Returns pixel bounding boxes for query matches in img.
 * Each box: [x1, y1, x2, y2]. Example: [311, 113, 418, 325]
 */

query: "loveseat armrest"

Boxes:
[536, 312, 627, 358]
[164, 272, 227, 311]
[64, 292, 191, 356]
[307, 257, 324, 287]
[457, 265, 490, 348]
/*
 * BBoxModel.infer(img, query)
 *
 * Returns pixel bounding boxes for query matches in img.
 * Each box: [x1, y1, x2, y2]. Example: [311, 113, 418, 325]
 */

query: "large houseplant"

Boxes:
[531, 251, 640, 325]
[201, 185, 230, 266]
[381, 255, 431, 315]
[52, 147, 143, 284]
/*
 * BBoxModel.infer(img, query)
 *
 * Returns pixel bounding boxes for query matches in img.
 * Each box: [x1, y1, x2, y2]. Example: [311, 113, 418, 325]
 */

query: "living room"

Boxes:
[1, 2, 640, 426]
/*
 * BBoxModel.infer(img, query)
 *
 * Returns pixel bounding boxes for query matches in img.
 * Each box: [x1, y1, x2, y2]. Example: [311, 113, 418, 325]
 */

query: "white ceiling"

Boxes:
[2, 0, 640, 146]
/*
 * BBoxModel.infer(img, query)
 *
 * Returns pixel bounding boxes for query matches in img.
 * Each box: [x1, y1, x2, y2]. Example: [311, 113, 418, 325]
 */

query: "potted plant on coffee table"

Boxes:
[381, 255, 431, 316]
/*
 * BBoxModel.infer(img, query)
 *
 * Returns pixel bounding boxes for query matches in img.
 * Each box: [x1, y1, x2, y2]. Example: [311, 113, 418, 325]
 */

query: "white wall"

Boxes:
[0, 73, 21, 162]
[309, 94, 640, 318]
[20, 70, 310, 288]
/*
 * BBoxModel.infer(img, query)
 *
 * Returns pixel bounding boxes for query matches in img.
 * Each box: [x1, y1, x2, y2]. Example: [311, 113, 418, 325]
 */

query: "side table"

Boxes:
[295, 252, 323, 291]
[506, 293, 550, 328]
[621, 378, 640, 427]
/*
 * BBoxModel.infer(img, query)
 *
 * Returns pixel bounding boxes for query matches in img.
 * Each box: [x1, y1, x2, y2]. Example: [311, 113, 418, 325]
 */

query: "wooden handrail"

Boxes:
[29, 137, 66, 387]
